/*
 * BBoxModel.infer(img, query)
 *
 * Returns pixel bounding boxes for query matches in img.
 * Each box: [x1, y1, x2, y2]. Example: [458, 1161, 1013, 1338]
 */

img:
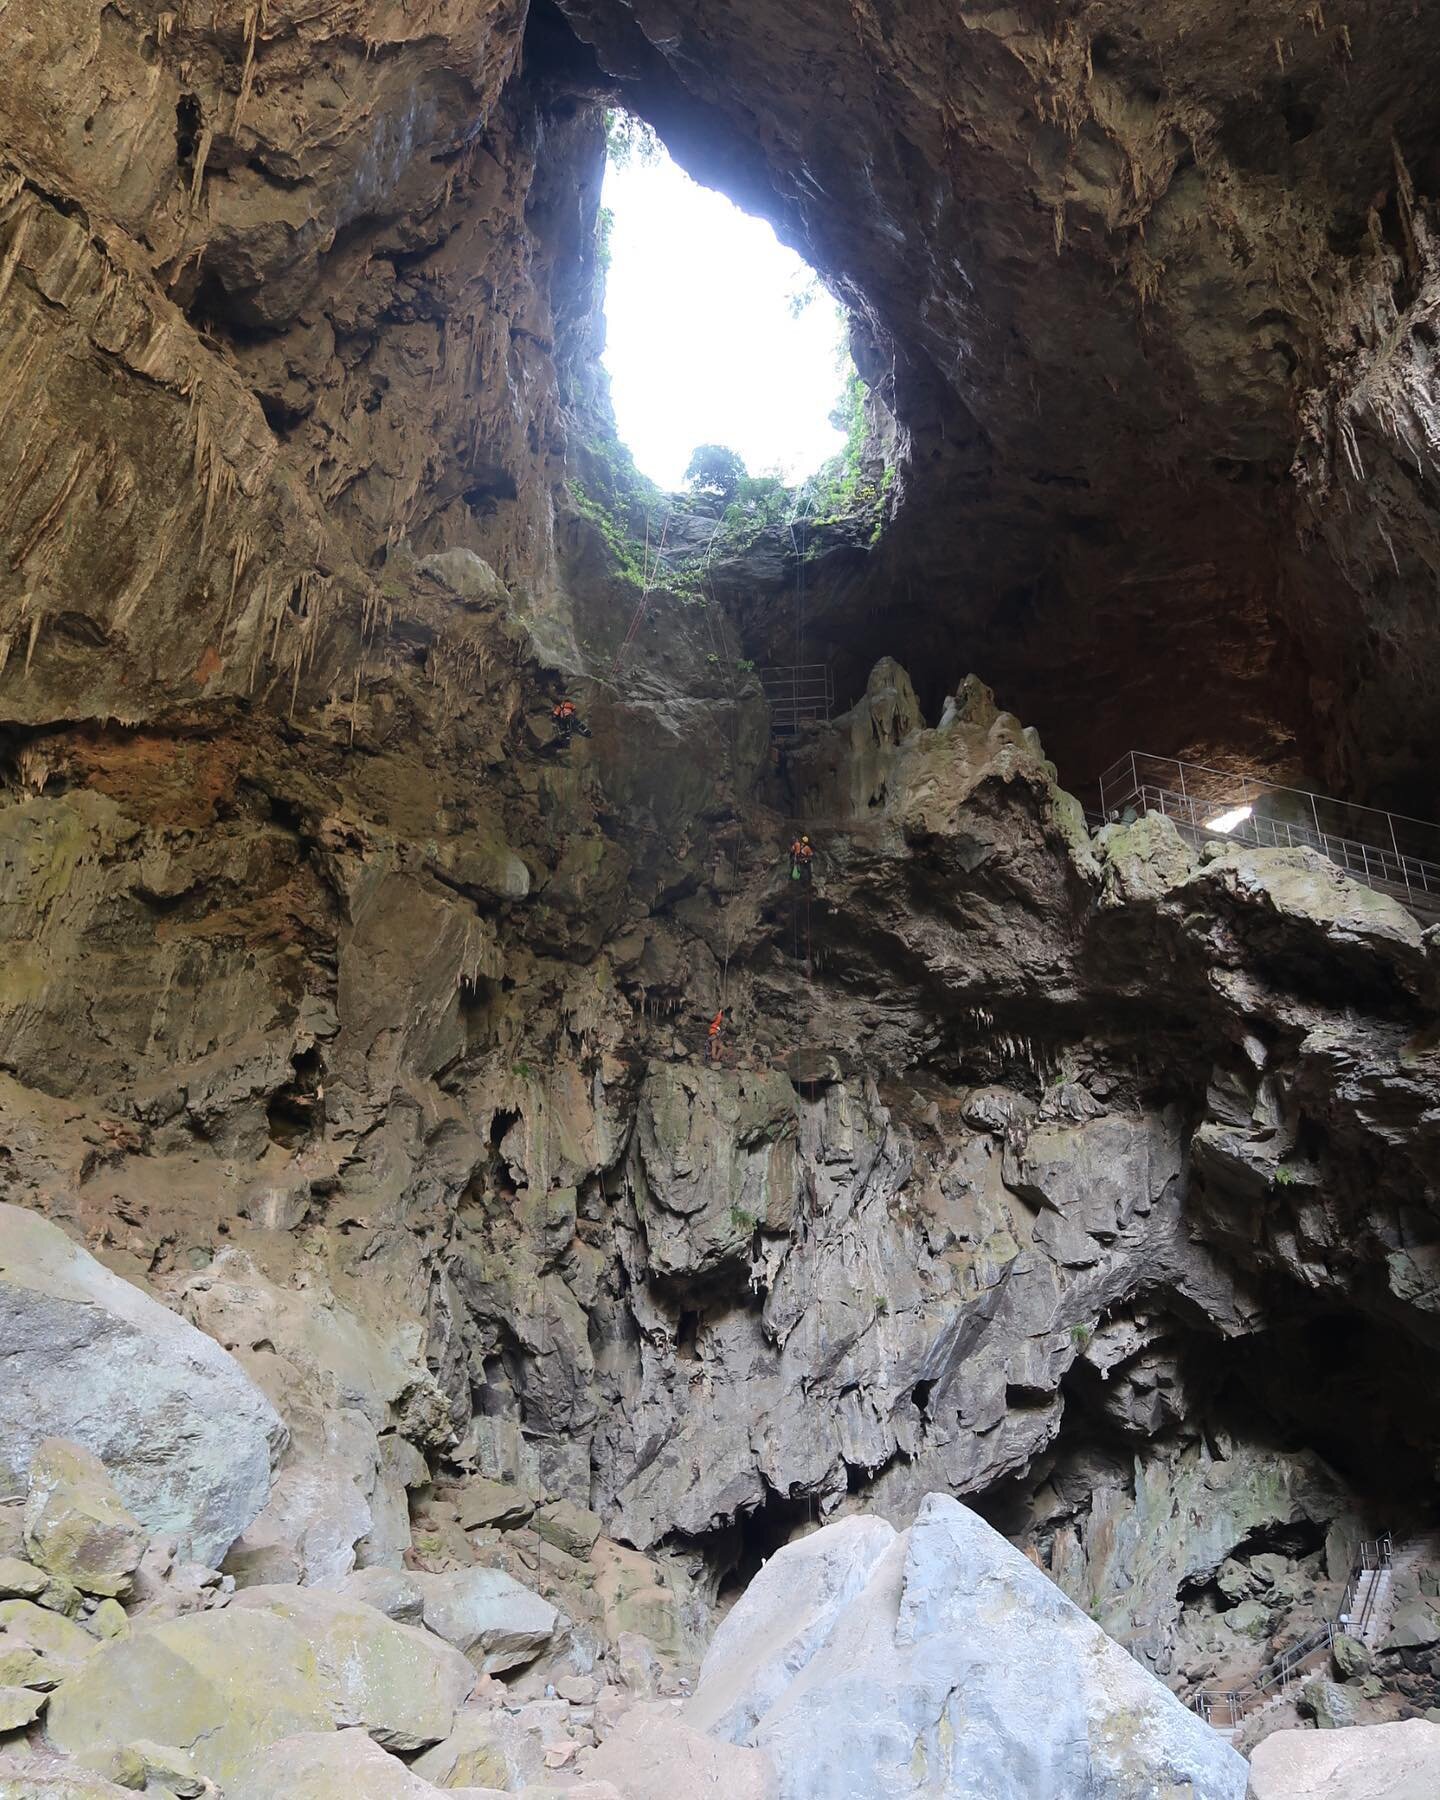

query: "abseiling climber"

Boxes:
[789, 833, 814, 884]
[706, 1008, 727, 1065]
[551, 696, 591, 750]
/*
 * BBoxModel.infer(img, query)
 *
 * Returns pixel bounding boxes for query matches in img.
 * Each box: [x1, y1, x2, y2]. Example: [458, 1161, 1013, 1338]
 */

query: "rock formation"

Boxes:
[1249, 1718, 1440, 1800]
[4, 0, 1440, 1788]
[687, 1495, 1248, 1798]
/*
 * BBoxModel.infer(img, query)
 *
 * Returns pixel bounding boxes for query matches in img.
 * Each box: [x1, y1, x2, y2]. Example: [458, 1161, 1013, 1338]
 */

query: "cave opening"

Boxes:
[696, 1486, 820, 1603]
[598, 109, 850, 499]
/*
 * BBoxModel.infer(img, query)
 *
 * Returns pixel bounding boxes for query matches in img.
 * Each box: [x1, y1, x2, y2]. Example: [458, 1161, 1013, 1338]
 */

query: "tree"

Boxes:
[605, 110, 662, 169]
[684, 444, 748, 506]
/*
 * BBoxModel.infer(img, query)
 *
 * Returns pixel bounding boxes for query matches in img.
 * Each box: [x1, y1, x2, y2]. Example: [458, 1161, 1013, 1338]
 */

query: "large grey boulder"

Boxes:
[229, 1727, 493, 1800]
[176, 1248, 446, 1586]
[1248, 1718, 1440, 1798]
[0, 1205, 285, 1565]
[418, 547, 508, 605]
[689, 1494, 1248, 1799]
[47, 1587, 473, 1786]
[412, 1566, 558, 1673]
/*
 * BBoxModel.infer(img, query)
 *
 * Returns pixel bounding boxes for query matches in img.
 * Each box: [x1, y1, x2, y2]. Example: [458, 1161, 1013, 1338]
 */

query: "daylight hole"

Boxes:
[600, 113, 851, 497]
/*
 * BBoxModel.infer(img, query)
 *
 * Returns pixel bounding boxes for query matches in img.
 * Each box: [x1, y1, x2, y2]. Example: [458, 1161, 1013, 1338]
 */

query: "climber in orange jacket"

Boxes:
[789, 833, 814, 884]
[706, 1008, 726, 1065]
[551, 697, 590, 749]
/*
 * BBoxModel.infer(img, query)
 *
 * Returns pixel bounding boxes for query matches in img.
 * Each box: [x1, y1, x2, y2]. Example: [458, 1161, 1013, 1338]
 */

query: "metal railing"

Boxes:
[758, 664, 834, 734]
[1189, 1535, 1392, 1730]
[1098, 752, 1440, 922]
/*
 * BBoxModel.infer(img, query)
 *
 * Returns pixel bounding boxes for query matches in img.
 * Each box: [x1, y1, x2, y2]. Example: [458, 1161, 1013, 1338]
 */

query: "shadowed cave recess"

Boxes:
[4, 0, 1440, 1782]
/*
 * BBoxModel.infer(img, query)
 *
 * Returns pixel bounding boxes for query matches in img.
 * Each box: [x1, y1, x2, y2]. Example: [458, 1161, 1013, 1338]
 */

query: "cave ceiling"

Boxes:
[552, 0, 1440, 806]
[3, 0, 1440, 805]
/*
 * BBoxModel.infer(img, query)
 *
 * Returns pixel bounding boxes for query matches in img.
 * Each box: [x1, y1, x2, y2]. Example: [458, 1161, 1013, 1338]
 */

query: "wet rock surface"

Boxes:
[4, 0, 1440, 1784]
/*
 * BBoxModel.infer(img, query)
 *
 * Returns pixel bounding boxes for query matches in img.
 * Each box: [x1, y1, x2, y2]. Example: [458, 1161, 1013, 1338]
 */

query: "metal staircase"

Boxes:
[1189, 1534, 1393, 1734]
[759, 664, 834, 735]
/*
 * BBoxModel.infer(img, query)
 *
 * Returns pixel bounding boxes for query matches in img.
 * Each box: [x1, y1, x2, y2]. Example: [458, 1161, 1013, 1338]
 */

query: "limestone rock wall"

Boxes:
[4, 0, 1440, 1747]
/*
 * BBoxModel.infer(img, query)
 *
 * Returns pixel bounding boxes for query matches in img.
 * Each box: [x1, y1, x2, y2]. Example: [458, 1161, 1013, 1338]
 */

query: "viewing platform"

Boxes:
[1099, 752, 1440, 925]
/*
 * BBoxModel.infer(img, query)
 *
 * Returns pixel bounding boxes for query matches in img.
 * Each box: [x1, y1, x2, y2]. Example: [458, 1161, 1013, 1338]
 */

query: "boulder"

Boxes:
[0, 1558, 48, 1602]
[0, 1684, 46, 1730]
[113, 1741, 207, 1797]
[1248, 1718, 1440, 1799]
[0, 1599, 99, 1679]
[413, 1567, 558, 1673]
[23, 1441, 146, 1598]
[228, 1727, 494, 1799]
[419, 548, 508, 605]
[45, 1609, 333, 1788]
[593, 1543, 681, 1654]
[411, 1710, 547, 1790]
[584, 1704, 776, 1800]
[1385, 1594, 1440, 1650]
[47, 1590, 471, 1787]
[1332, 1632, 1371, 1679]
[1300, 1674, 1358, 1729]
[0, 1555, 79, 1619]
[177, 1249, 442, 1586]
[227, 1586, 474, 1748]
[689, 1495, 1249, 1799]
[688, 1514, 896, 1740]
[0, 1205, 285, 1565]
[0, 1643, 48, 1689]
[329, 1565, 426, 1624]
[533, 1501, 602, 1561]
[0, 1754, 134, 1797]
[91, 1600, 127, 1640]
[454, 1478, 535, 1532]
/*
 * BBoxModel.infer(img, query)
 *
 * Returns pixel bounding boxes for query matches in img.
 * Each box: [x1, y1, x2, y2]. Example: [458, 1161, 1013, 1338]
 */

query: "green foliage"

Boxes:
[685, 444, 748, 506]
[1273, 1164, 1301, 1187]
[734, 474, 791, 520]
[730, 1204, 758, 1235]
[596, 205, 614, 273]
[567, 482, 649, 590]
[567, 428, 666, 593]
[805, 366, 884, 525]
[1070, 1322, 1093, 1350]
[874, 1295, 891, 1317]
[605, 109, 661, 168]
[785, 272, 824, 319]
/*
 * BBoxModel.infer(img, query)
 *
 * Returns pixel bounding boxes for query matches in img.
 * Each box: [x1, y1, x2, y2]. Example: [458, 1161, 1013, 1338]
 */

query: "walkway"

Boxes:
[1099, 753, 1440, 924]
[1188, 1535, 1394, 1734]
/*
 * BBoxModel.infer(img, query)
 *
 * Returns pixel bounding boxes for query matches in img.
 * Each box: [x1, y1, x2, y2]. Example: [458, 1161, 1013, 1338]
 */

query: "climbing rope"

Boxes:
[609, 508, 672, 680]
[697, 519, 748, 1008]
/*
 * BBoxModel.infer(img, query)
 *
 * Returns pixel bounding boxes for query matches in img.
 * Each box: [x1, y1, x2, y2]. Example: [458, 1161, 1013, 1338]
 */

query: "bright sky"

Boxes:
[601, 141, 848, 492]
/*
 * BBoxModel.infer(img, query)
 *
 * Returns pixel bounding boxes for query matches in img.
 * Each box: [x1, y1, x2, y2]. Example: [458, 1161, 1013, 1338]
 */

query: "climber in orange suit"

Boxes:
[551, 697, 590, 749]
[706, 1008, 726, 1065]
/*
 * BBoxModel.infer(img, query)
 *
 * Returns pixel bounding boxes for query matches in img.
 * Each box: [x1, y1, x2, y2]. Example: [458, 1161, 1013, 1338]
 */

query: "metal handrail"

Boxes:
[759, 663, 834, 731]
[1188, 1534, 1392, 1729]
[1099, 752, 1440, 921]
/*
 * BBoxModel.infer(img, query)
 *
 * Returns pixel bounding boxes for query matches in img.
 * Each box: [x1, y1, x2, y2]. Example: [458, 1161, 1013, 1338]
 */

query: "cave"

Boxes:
[3, 0, 1440, 1790]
